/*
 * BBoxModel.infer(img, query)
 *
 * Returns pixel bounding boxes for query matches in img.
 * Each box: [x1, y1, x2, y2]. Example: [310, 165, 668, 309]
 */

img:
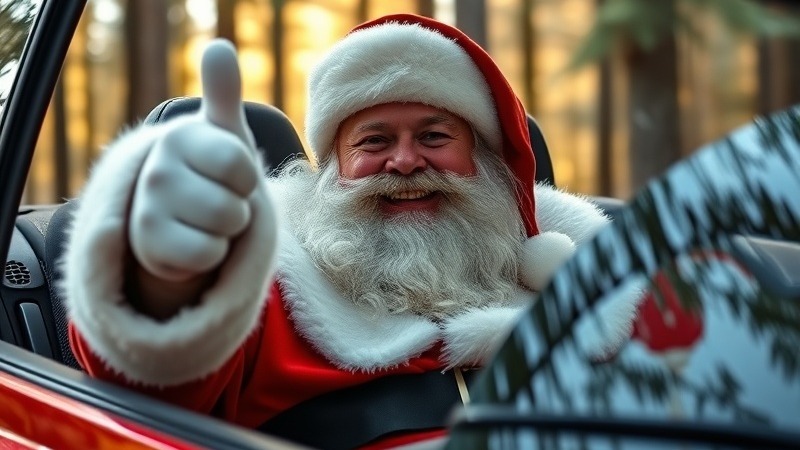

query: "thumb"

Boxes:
[199, 38, 256, 149]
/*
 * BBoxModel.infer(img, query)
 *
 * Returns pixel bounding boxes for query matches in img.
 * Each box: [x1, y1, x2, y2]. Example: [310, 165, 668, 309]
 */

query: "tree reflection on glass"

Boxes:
[448, 106, 800, 450]
[0, 0, 38, 108]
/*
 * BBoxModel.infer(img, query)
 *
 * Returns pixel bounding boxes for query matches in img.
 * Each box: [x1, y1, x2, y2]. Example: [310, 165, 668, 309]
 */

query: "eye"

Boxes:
[356, 135, 389, 147]
[419, 131, 451, 147]
[363, 136, 387, 144]
[354, 135, 390, 151]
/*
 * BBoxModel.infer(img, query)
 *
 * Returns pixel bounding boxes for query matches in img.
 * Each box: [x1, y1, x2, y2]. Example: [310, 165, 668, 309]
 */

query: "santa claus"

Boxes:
[64, 14, 628, 450]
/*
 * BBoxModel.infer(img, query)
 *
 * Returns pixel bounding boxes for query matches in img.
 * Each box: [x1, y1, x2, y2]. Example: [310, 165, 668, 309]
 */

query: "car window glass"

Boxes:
[0, 0, 41, 115]
[454, 106, 800, 449]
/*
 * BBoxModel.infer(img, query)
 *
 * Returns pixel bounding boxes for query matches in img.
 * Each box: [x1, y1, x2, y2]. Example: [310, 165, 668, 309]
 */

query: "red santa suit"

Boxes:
[65, 14, 631, 450]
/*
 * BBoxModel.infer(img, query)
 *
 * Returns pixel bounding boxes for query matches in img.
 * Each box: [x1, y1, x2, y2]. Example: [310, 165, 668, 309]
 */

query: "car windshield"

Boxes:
[456, 108, 800, 449]
[0, 0, 40, 116]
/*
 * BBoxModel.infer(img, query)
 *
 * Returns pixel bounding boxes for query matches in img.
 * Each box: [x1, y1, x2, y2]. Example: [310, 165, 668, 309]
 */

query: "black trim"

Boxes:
[259, 369, 475, 450]
[448, 405, 800, 449]
[527, 115, 555, 186]
[16, 302, 52, 358]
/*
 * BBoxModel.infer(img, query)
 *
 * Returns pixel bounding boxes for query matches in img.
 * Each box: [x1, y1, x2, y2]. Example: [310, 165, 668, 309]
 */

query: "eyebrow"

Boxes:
[354, 121, 391, 134]
[353, 114, 457, 134]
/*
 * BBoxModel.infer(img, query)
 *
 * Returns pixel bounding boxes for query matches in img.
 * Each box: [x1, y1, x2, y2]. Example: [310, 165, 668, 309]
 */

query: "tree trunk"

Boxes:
[271, 0, 285, 110]
[125, 0, 169, 123]
[357, 0, 368, 22]
[217, 0, 236, 43]
[455, 0, 487, 48]
[521, 0, 534, 108]
[418, 0, 434, 18]
[758, 35, 800, 115]
[53, 78, 68, 201]
[626, 20, 681, 192]
[596, 0, 612, 196]
[598, 54, 613, 197]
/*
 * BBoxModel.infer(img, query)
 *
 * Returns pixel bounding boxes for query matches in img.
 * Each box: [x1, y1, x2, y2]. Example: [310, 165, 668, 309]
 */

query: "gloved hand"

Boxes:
[129, 39, 260, 283]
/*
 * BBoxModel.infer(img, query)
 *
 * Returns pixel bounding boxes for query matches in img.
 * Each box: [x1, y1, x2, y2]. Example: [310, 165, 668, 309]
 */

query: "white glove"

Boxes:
[129, 39, 261, 282]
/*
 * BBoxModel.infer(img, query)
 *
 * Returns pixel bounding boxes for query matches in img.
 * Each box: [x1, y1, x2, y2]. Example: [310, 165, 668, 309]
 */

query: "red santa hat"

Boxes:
[305, 14, 577, 291]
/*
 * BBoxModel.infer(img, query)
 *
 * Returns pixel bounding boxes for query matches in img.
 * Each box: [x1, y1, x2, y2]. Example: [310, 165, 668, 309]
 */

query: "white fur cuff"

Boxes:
[63, 124, 278, 386]
[520, 231, 576, 291]
[441, 305, 529, 369]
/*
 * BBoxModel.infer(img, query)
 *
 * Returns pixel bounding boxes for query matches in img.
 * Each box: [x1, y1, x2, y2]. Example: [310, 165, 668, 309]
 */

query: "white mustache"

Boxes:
[335, 170, 479, 211]
[278, 149, 526, 320]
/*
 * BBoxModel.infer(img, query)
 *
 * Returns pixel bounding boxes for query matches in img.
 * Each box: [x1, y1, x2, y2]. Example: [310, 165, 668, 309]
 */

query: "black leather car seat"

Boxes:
[527, 115, 555, 186]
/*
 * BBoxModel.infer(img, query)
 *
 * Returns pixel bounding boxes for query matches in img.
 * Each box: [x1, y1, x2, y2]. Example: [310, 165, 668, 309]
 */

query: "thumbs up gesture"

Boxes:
[129, 39, 260, 284]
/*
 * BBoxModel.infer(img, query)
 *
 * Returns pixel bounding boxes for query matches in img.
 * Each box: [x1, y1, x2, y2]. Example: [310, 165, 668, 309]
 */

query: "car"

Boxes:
[0, 0, 798, 449]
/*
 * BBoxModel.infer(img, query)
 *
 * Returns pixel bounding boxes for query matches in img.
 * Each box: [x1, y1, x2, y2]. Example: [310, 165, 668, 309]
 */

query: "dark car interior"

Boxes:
[0, 1, 799, 448]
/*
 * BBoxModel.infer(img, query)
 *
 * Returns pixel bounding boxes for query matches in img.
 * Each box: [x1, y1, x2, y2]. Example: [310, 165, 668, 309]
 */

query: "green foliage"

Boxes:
[705, 0, 800, 37]
[568, 0, 800, 71]
[0, 0, 36, 68]
[0, 0, 37, 104]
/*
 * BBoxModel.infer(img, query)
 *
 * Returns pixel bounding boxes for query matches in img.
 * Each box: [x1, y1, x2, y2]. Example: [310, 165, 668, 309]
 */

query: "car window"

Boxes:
[0, 0, 41, 116]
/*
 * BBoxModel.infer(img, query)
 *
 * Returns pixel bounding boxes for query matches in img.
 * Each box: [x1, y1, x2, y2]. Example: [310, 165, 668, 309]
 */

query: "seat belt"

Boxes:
[258, 368, 476, 450]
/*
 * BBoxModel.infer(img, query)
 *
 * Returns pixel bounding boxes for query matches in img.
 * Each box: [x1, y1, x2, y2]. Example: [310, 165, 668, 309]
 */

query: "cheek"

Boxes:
[338, 153, 386, 179]
[430, 149, 477, 176]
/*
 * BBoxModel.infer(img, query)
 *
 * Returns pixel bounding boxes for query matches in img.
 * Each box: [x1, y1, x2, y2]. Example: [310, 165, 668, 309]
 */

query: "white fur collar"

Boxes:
[266, 179, 615, 372]
[274, 221, 533, 372]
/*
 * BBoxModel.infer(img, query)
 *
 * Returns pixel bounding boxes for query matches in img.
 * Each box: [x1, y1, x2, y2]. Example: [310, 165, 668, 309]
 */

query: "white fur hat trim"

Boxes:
[305, 21, 500, 162]
[520, 231, 577, 291]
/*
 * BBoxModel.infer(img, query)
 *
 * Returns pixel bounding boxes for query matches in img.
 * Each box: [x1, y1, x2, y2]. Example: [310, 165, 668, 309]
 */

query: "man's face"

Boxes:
[335, 102, 477, 216]
[281, 139, 524, 319]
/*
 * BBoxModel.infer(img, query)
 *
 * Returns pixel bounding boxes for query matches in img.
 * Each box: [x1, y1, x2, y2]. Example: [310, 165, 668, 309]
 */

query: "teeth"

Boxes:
[387, 190, 430, 200]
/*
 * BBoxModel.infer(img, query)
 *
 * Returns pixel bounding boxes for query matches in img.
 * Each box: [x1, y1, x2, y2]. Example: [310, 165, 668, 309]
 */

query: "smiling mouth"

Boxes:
[383, 190, 437, 201]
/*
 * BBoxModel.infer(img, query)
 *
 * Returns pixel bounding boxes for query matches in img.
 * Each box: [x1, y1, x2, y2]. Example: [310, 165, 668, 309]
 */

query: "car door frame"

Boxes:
[0, 2, 306, 449]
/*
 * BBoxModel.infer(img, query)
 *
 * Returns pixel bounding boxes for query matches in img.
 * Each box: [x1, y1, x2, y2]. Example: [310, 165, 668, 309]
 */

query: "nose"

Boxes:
[384, 137, 427, 175]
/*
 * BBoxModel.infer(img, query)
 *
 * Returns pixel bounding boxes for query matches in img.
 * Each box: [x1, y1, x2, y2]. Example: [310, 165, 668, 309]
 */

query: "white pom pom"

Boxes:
[520, 231, 576, 291]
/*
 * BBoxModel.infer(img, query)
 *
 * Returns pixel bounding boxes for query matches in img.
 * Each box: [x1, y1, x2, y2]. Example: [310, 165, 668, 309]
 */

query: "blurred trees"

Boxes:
[125, 0, 169, 122]
[570, 0, 800, 192]
[24, 0, 800, 203]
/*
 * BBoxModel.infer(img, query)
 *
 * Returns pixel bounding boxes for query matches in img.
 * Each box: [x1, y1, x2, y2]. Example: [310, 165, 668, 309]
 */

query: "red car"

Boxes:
[1, 1, 798, 449]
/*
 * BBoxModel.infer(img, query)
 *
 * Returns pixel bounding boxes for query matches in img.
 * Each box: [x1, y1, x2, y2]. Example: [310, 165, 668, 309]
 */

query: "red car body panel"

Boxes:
[0, 371, 200, 449]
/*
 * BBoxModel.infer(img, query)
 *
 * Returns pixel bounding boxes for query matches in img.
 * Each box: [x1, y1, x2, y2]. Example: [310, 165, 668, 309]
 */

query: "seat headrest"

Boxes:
[144, 97, 306, 174]
[527, 115, 555, 186]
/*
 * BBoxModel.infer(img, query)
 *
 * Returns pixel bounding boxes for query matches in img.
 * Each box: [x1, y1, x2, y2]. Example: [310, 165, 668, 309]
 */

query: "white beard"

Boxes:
[276, 150, 525, 320]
